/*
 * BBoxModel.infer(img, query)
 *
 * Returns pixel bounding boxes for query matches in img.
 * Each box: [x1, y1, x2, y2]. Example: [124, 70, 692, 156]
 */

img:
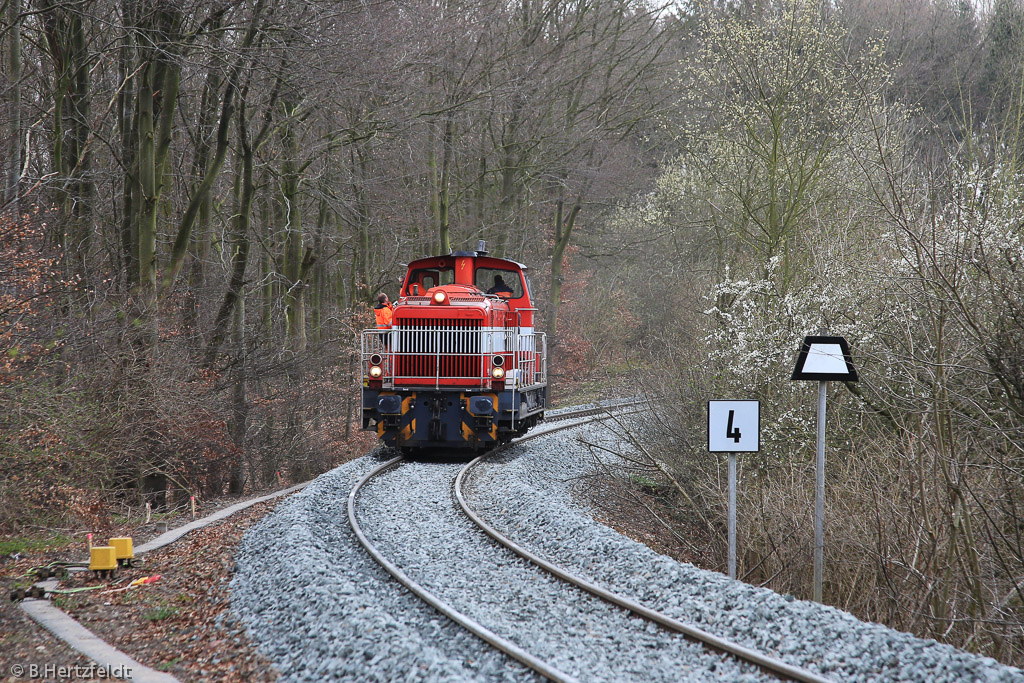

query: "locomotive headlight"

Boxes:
[432, 291, 446, 304]
[491, 366, 505, 380]
[369, 365, 383, 378]
[491, 355, 504, 367]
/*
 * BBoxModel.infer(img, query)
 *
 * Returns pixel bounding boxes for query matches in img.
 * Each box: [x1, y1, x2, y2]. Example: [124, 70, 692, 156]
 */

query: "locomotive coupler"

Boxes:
[428, 395, 446, 441]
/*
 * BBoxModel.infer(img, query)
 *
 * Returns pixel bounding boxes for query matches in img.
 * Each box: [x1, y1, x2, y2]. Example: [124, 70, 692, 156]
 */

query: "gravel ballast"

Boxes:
[355, 458, 758, 681]
[232, 412, 1024, 682]
[463, 418, 1024, 683]
[231, 452, 530, 682]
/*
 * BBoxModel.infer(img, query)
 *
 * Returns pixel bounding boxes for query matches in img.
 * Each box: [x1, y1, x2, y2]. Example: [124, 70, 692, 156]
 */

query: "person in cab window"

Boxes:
[487, 275, 513, 296]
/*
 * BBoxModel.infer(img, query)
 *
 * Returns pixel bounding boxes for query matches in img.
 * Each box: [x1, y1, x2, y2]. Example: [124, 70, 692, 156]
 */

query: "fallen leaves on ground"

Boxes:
[1, 498, 285, 682]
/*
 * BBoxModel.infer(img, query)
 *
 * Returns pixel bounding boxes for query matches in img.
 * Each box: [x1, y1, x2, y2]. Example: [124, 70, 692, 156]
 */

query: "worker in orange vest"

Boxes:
[374, 293, 393, 328]
[374, 293, 393, 351]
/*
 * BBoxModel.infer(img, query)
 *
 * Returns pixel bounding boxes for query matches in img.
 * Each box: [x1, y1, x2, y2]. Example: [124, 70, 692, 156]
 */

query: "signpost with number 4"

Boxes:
[708, 400, 760, 579]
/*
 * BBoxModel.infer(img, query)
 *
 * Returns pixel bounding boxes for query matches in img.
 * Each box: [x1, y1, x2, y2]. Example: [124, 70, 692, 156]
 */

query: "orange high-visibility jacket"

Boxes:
[374, 302, 393, 328]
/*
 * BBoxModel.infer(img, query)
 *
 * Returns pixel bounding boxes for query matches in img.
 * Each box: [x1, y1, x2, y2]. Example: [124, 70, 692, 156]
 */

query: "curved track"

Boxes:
[348, 402, 829, 682]
[456, 452, 831, 683]
[347, 455, 578, 683]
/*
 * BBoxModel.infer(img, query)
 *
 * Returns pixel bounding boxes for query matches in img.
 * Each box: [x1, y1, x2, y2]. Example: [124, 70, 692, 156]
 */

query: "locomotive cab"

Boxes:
[360, 248, 547, 451]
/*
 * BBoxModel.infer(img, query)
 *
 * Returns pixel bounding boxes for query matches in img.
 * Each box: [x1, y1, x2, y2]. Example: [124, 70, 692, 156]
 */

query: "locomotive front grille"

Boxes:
[394, 318, 483, 384]
[360, 321, 545, 389]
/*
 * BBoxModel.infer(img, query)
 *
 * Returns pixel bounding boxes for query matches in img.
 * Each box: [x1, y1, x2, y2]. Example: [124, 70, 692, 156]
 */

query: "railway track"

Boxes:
[234, 401, 1020, 681]
[347, 403, 830, 682]
[348, 454, 578, 683]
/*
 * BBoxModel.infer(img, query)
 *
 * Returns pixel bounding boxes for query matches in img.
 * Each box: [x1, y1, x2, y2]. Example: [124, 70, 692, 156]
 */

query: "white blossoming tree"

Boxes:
[680, 0, 893, 292]
[601, 1, 1024, 657]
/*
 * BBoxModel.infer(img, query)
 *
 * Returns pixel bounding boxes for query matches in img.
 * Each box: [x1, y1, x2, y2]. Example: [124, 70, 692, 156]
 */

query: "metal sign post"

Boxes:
[814, 379, 826, 601]
[708, 400, 760, 580]
[728, 451, 737, 579]
[791, 335, 858, 603]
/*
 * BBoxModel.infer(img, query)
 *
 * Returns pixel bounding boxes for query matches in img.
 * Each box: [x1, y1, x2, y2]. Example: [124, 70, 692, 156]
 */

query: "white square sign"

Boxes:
[708, 400, 760, 453]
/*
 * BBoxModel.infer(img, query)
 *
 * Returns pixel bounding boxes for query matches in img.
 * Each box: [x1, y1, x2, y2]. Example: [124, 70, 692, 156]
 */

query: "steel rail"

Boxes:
[346, 455, 579, 683]
[510, 400, 645, 443]
[454, 418, 834, 683]
[543, 400, 644, 423]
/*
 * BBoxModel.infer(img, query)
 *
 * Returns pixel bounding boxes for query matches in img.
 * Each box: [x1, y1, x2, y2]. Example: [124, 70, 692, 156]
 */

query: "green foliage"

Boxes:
[0, 534, 72, 556]
[156, 658, 183, 671]
[143, 604, 178, 622]
[679, 0, 896, 290]
[627, 472, 660, 493]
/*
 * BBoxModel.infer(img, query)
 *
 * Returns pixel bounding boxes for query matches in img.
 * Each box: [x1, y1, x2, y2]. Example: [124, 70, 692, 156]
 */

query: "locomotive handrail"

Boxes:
[434, 342, 441, 389]
[360, 327, 546, 388]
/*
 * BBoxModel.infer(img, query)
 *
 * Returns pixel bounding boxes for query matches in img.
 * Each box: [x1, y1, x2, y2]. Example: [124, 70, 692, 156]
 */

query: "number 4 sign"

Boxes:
[707, 400, 760, 453]
[707, 399, 759, 580]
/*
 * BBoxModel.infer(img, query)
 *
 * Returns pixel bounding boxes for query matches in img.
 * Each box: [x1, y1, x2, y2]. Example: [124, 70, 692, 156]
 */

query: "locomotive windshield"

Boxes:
[406, 267, 455, 294]
[475, 267, 524, 298]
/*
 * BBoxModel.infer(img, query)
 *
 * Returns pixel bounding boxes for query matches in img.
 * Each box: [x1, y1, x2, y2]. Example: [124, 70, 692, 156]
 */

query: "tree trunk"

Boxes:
[164, 0, 264, 295]
[206, 102, 254, 365]
[39, 1, 94, 270]
[260, 194, 274, 333]
[228, 287, 247, 494]
[352, 146, 371, 301]
[438, 113, 454, 254]
[548, 194, 580, 346]
[68, 7, 92, 273]
[495, 96, 523, 258]
[136, 59, 158, 315]
[426, 117, 439, 254]
[118, 0, 138, 290]
[39, 0, 70, 246]
[5, 0, 22, 219]
[227, 136, 254, 493]
[280, 102, 310, 355]
[183, 68, 219, 322]
[162, 75, 234, 293]
[135, 7, 181, 343]
[311, 198, 329, 348]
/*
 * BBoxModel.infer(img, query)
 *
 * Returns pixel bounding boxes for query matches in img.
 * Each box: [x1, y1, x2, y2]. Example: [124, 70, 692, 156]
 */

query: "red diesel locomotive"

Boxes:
[360, 246, 547, 451]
